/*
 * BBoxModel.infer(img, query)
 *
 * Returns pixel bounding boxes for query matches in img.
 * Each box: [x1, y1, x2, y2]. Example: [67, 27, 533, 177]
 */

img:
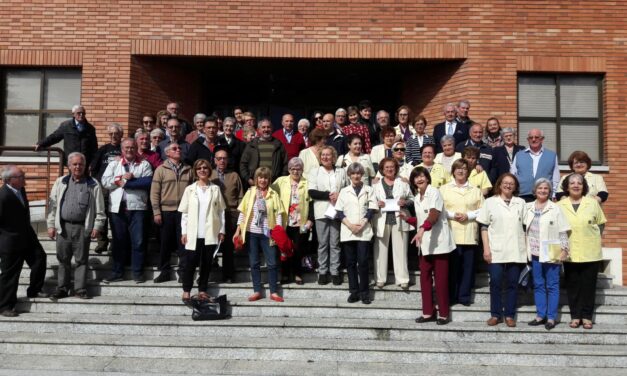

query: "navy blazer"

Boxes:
[432, 121, 469, 154]
[491, 145, 525, 182]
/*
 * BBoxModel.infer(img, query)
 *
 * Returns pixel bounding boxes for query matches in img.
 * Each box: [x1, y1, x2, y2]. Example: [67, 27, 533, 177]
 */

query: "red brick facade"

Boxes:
[1, 1, 626, 282]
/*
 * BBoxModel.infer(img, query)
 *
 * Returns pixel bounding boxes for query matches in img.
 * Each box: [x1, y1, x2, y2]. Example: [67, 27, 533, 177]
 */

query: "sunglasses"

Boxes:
[196, 166, 209, 170]
[169, 147, 181, 151]
[315, 116, 323, 121]
[143, 120, 155, 124]
[393, 148, 406, 152]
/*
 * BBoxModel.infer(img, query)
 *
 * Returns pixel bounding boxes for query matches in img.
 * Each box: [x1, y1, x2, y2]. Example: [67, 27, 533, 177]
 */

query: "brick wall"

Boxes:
[1, 0, 626, 282]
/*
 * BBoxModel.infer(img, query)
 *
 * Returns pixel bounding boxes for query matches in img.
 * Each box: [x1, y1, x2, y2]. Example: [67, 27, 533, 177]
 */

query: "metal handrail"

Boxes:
[0, 146, 65, 214]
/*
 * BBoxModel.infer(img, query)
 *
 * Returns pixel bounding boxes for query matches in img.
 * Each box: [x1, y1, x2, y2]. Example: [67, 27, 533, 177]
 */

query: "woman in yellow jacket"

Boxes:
[440, 158, 484, 306]
[558, 173, 607, 330]
[234, 166, 285, 302]
[178, 159, 226, 305]
[271, 157, 313, 285]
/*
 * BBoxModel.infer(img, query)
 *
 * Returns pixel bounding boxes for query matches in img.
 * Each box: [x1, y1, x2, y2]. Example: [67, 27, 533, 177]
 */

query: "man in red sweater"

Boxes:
[272, 113, 305, 161]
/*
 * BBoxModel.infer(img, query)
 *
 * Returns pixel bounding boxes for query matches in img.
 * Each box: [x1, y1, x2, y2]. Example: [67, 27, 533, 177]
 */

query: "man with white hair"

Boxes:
[35, 104, 98, 167]
[334, 108, 347, 130]
[456, 99, 473, 129]
[432, 103, 470, 154]
[47, 152, 106, 300]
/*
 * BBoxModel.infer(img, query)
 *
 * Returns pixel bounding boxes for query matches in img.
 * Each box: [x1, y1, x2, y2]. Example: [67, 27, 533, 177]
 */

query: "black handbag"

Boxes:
[191, 294, 230, 321]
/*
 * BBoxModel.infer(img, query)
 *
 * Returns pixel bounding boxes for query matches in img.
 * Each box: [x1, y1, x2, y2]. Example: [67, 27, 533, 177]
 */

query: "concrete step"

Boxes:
[1, 330, 626, 368]
[14, 295, 627, 324]
[18, 278, 627, 305]
[2, 355, 624, 376]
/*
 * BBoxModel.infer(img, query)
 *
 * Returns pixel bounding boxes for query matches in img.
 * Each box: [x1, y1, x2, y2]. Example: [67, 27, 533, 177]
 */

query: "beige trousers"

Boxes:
[373, 223, 409, 285]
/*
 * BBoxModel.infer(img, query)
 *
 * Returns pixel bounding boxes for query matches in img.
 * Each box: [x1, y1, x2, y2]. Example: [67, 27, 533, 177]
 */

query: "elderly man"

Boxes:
[211, 148, 244, 283]
[233, 106, 245, 130]
[218, 116, 245, 172]
[186, 116, 224, 166]
[455, 123, 495, 181]
[135, 130, 162, 170]
[47, 152, 106, 300]
[158, 117, 190, 161]
[272, 113, 306, 161]
[433, 103, 469, 154]
[375, 110, 390, 130]
[334, 108, 347, 130]
[166, 101, 192, 135]
[240, 118, 288, 187]
[456, 99, 473, 129]
[511, 128, 560, 202]
[185, 113, 207, 144]
[151, 143, 193, 283]
[35, 104, 98, 167]
[323, 113, 346, 156]
[0, 166, 48, 316]
[102, 138, 153, 283]
[89, 123, 124, 254]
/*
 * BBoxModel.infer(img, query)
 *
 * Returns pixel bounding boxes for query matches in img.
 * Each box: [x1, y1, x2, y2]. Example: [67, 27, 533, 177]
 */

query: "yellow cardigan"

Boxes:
[271, 176, 310, 228]
[237, 187, 285, 244]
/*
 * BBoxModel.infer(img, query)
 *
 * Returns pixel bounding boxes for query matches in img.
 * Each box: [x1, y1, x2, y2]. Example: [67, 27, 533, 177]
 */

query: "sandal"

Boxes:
[582, 320, 593, 330]
[569, 319, 582, 329]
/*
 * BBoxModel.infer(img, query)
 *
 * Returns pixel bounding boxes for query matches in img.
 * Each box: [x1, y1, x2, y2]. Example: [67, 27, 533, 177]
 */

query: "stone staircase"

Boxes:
[1, 237, 626, 375]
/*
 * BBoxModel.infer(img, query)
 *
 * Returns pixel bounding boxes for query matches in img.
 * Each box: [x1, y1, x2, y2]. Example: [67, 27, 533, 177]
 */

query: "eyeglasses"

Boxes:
[393, 148, 406, 152]
[215, 157, 227, 161]
[143, 120, 155, 124]
[169, 147, 181, 151]
[398, 113, 409, 117]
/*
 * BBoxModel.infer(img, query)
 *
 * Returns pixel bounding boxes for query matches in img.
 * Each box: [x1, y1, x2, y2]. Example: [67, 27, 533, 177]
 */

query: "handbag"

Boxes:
[518, 264, 533, 290]
[191, 294, 230, 321]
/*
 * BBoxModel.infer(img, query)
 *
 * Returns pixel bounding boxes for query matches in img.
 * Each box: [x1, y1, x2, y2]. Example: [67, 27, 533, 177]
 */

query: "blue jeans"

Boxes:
[110, 209, 145, 278]
[531, 257, 561, 321]
[247, 232, 278, 294]
[489, 263, 522, 318]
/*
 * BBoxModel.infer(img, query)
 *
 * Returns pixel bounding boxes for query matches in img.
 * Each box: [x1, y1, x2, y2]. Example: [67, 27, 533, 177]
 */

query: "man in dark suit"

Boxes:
[0, 166, 48, 317]
[34, 105, 98, 168]
[432, 103, 470, 154]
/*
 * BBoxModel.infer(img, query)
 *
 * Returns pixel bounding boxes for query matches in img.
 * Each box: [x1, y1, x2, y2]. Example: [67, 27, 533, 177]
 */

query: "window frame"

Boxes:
[1, 68, 81, 146]
[517, 73, 604, 165]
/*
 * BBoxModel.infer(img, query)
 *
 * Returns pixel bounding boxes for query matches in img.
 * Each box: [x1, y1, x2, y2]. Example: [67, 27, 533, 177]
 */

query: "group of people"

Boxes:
[0, 99, 607, 331]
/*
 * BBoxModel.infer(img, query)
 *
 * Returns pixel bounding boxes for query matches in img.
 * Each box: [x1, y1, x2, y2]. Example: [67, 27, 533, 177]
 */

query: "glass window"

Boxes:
[2, 68, 81, 147]
[518, 74, 603, 163]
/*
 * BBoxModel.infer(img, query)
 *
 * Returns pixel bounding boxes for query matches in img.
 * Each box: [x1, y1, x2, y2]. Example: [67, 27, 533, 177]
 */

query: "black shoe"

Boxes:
[153, 272, 171, 283]
[528, 318, 547, 326]
[103, 275, 123, 284]
[415, 316, 436, 323]
[318, 274, 329, 285]
[361, 296, 371, 305]
[49, 289, 69, 302]
[74, 290, 91, 300]
[134, 275, 145, 284]
[0, 309, 18, 317]
[332, 275, 342, 285]
[27, 291, 50, 299]
[94, 240, 109, 254]
[436, 317, 450, 325]
[545, 321, 556, 331]
[347, 294, 360, 303]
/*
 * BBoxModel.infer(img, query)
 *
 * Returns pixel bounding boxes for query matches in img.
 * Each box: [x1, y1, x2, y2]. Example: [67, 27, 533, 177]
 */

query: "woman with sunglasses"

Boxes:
[178, 159, 226, 305]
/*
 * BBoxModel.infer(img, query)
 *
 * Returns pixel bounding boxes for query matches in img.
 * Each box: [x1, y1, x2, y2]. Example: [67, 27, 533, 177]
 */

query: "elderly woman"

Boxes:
[462, 146, 492, 196]
[394, 105, 415, 142]
[440, 158, 484, 306]
[557, 151, 608, 204]
[477, 173, 526, 327]
[308, 146, 349, 285]
[410, 166, 455, 325]
[372, 157, 413, 289]
[418, 144, 447, 188]
[492, 127, 524, 179]
[185, 113, 207, 144]
[234, 167, 285, 302]
[406, 115, 435, 165]
[271, 157, 312, 285]
[434, 135, 461, 178]
[524, 178, 570, 330]
[558, 173, 607, 330]
[297, 118, 311, 147]
[150, 128, 165, 152]
[369, 127, 396, 172]
[178, 159, 225, 304]
[336, 162, 378, 304]
[298, 128, 327, 178]
[337, 134, 375, 185]
[483, 117, 503, 148]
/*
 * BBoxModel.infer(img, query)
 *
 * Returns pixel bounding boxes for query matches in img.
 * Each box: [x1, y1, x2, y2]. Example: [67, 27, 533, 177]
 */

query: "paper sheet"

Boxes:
[381, 199, 400, 212]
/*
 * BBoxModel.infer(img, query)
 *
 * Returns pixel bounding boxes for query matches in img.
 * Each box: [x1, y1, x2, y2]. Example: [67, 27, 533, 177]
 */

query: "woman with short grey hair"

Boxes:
[435, 135, 461, 178]
[150, 128, 165, 152]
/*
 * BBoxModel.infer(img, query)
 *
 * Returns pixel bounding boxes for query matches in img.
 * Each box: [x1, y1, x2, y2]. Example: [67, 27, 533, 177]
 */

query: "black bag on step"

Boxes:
[191, 294, 230, 320]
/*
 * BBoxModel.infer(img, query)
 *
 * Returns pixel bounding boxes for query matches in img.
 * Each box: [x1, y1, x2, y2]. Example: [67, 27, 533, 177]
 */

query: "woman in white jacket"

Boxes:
[372, 157, 413, 289]
[178, 159, 225, 305]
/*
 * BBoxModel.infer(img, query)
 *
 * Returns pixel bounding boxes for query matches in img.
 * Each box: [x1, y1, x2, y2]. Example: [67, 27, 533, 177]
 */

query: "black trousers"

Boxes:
[24, 241, 47, 296]
[159, 211, 184, 273]
[0, 248, 24, 311]
[343, 240, 370, 299]
[564, 261, 599, 321]
[282, 226, 306, 279]
[182, 239, 215, 293]
[221, 210, 239, 279]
